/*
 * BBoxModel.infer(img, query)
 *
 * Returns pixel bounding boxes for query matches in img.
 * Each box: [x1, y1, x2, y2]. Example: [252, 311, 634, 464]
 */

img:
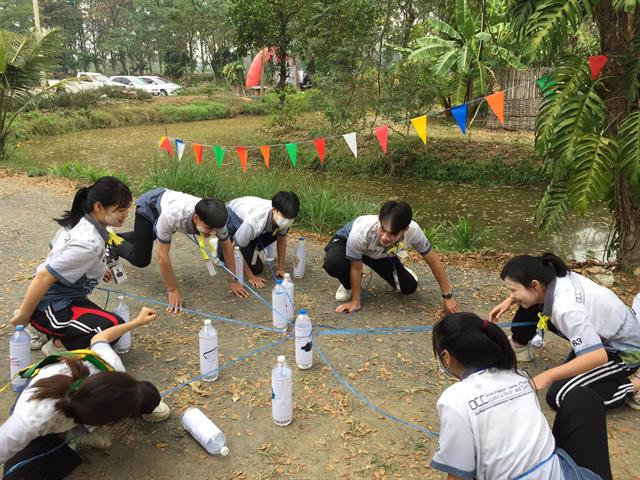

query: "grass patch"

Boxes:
[48, 161, 130, 185]
[425, 216, 492, 252]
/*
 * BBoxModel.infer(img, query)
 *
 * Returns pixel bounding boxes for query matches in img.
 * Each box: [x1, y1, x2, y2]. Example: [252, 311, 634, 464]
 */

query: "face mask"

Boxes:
[437, 352, 458, 380]
[274, 212, 294, 229]
[196, 224, 209, 235]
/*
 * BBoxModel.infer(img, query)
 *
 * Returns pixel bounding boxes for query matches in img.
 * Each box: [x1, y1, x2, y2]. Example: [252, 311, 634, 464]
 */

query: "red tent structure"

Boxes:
[245, 48, 273, 88]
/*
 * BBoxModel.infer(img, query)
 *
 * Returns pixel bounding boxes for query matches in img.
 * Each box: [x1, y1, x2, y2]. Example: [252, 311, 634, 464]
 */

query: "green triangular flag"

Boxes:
[285, 143, 297, 166]
[213, 146, 225, 167]
[536, 74, 557, 97]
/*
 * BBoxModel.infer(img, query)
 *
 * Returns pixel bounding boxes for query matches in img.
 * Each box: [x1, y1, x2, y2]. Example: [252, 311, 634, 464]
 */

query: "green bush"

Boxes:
[423, 216, 492, 252]
[49, 161, 129, 185]
[158, 102, 231, 122]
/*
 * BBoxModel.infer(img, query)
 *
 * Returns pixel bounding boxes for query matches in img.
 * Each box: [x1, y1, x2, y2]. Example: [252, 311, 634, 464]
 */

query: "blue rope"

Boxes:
[315, 322, 536, 336]
[95, 287, 283, 334]
[313, 338, 439, 438]
[3, 432, 84, 478]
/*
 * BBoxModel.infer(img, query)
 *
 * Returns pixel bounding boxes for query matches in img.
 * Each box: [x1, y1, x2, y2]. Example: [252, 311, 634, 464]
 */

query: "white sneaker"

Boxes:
[42, 339, 67, 356]
[142, 400, 171, 423]
[25, 325, 46, 350]
[68, 429, 112, 451]
[625, 371, 640, 410]
[510, 337, 535, 363]
[335, 284, 352, 302]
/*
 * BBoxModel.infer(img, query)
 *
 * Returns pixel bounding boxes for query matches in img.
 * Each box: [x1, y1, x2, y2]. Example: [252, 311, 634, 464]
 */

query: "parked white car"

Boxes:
[138, 76, 181, 95]
[109, 76, 162, 95]
[77, 72, 124, 88]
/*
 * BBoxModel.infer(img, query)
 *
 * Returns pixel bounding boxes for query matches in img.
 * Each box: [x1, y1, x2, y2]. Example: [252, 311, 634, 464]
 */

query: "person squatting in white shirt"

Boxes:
[490, 252, 640, 411]
[431, 312, 611, 480]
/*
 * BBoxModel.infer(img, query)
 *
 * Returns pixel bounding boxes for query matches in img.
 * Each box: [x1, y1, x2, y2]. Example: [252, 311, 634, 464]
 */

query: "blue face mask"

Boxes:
[437, 351, 459, 380]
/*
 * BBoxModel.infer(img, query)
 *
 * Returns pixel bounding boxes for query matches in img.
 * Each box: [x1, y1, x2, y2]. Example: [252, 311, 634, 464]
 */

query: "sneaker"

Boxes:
[625, 372, 640, 410]
[42, 339, 67, 356]
[335, 284, 352, 302]
[142, 400, 171, 423]
[68, 429, 112, 450]
[510, 337, 535, 363]
[25, 325, 46, 350]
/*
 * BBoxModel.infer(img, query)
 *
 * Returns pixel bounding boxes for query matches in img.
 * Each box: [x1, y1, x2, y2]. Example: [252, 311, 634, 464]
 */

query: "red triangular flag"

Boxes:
[260, 145, 271, 168]
[236, 146, 248, 173]
[485, 91, 505, 124]
[373, 125, 389, 153]
[159, 136, 174, 156]
[314, 138, 326, 164]
[588, 55, 608, 80]
[193, 143, 203, 165]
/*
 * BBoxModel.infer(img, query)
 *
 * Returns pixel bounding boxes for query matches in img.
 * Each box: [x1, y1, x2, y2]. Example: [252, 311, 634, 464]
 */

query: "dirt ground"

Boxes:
[1, 172, 638, 480]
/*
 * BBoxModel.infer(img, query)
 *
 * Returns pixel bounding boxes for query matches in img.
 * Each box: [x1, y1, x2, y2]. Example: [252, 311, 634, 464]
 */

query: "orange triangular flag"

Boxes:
[159, 136, 174, 156]
[588, 55, 608, 80]
[260, 145, 271, 168]
[373, 125, 389, 153]
[410, 115, 427, 144]
[193, 143, 203, 165]
[485, 91, 504, 124]
[236, 146, 248, 173]
[314, 139, 326, 164]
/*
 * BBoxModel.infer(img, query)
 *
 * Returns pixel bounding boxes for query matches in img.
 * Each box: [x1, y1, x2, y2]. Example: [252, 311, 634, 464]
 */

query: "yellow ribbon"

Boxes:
[386, 241, 405, 255]
[197, 233, 210, 261]
[536, 312, 550, 331]
[108, 230, 124, 246]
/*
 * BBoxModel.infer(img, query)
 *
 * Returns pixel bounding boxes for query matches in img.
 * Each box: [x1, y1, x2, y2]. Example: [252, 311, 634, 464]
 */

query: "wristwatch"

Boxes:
[441, 292, 453, 299]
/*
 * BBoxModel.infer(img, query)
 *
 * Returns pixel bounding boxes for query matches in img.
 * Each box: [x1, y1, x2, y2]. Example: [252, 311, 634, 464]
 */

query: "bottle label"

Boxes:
[205, 259, 216, 276]
[200, 337, 219, 377]
[295, 328, 313, 365]
[271, 375, 292, 422]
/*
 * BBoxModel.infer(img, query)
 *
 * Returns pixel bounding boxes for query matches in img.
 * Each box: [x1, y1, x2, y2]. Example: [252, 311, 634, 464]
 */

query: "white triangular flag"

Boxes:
[343, 132, 357, 158]
[175, 139, 185, 161]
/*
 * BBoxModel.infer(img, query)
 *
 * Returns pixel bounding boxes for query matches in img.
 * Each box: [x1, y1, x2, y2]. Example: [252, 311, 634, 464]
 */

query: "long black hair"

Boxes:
[500, 252, 569, 288]
[55, 176, 132, 229]
[432, 312, 517, 372]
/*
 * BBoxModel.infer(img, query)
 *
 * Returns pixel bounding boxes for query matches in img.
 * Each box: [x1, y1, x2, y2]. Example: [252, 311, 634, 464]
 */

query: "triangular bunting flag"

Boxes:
[588, 55, 608, 80]
[536, 74, 556, 97]
[451, 104, 468, 134]
[213, 146, 225, 167]
[410, 115, 427, 144]
[285, 143, 297, 166]
[373, 125, 389, 153]
[159, 136, 174, 156]
[485, 91, 504, 124]
[193, 144, 203, 165]
[343, 133, 357, 158]
[236, 146, 248, 173]
[175, 139, 185, 161]
[260, 145, 271, 168]
[314, 139, 326, 164]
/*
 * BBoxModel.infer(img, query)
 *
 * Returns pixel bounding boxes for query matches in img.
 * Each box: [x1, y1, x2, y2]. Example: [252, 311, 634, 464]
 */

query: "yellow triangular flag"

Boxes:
[410, 115, 427, 144]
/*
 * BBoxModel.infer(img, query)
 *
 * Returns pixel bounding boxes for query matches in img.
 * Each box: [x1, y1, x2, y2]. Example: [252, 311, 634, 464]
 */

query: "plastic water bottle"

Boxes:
[295, 309, 313, 370]
[10, 326, 31, 392]
[182, 408, 229, 456]
[233, 246, 244, 285]
[199, 319, 219, 382]
[209, 237, 224, 266]
[271, 355, 292, 426]
[293, 237, 306, 279]
[272, 280, 288, 332]
[113, 296, 131, 354]
[282, 273, 295, 321]
[264, 242, 277, 262]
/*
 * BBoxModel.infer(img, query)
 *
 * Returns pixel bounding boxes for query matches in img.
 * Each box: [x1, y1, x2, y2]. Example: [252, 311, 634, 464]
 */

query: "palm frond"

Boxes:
[617, 110, 640, 186]
[408, 37, 458, 60]
[536, 180, 573, 234]
[624, 33, 640, 105]
[507, 0, 538, 32]
[612, 0, 638, 12]
[425, 17, 462, 41]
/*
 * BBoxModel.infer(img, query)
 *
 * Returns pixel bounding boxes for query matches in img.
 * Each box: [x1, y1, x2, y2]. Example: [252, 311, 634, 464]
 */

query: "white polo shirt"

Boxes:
[0, 342, 124, 463]
[37, 215, 109, 311]
[432, 369, 562, 479]
[155, 190, 229, 244]
[226, 196, 289, 248]
[543, 272, 640, 367]
[336, 215, 432, 261]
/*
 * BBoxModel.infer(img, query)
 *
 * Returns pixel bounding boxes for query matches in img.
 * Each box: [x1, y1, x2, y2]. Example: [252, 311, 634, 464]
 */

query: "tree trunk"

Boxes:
[593, 0, 640, 267]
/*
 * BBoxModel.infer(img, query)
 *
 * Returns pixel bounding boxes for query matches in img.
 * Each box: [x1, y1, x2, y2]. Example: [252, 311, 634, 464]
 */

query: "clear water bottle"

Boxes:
[10, 326, 31, 392]
[272, 280, 288, 332]
[113, 296, 131, 354]
[264, 242, 277, 262]
[199, 319, 219, 382]
[233, 246, 244, 285]
[209, 237, 224, 266]
[271, 355, 292, 426]
[182, 408, 229, 456]
[293, 237, 306, 279]
[295, 309, 313, 370]
[282, 273, 295, 321]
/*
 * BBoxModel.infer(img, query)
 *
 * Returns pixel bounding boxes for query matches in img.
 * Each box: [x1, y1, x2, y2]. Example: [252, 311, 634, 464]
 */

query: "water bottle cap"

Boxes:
[234, 246, 240, 251]
[299, 236, 304, 240]
[117, 295, 124, 300]
[284, 273, 291, 279]
[299, 309, 307, 315]
[220, 446, 230, 456]
[277, 355, 285, 363]
[16, 325, 25, 331]
[276, 279, 283, 285]
[204, 319, 212, 326]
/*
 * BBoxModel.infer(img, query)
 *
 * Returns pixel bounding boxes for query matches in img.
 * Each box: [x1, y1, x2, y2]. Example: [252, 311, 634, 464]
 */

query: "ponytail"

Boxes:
[500, 251, 568, 288]
[54, 176, 132, 229]
[433, 312, 516, 371]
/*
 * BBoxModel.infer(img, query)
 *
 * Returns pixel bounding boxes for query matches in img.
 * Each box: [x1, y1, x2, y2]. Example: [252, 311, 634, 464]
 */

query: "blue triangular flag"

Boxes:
[175, 139, 185, 161]
[451, 103, 468, 134]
